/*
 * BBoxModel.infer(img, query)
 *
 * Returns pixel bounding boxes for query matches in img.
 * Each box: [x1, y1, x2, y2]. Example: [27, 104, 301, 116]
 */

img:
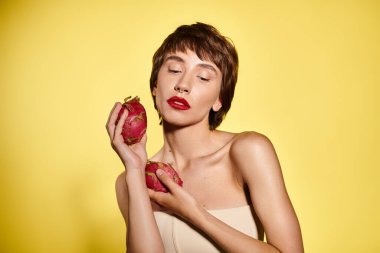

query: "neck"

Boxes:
[161, 121, 217, 169]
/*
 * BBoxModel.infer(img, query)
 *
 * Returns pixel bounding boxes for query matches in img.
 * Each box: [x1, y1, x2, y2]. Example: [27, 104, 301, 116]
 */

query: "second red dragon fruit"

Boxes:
[145, 161, 183, 192]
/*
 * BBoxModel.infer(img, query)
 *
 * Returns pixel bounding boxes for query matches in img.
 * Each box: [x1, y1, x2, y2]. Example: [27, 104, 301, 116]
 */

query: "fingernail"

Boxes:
[156, 169, 164, 176]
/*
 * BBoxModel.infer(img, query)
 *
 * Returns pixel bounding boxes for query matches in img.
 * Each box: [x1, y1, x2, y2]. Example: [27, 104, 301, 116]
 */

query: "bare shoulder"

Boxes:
[230, 131, 281, 180]
[115, 171, 127, 190]
[115, 171, 128, 223]
[230, 131, 275, 158]
[231, 132, 304, 252]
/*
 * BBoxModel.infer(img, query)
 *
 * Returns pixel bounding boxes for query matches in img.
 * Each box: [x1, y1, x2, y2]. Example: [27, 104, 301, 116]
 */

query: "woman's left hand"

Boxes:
[148, 169, 204, 222]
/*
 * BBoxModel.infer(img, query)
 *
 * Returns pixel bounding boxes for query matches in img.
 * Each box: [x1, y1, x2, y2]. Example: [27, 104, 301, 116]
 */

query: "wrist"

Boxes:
[187, 203, 209, 228]
[123, 162, 146, 171]
[125, 169, 146, 186]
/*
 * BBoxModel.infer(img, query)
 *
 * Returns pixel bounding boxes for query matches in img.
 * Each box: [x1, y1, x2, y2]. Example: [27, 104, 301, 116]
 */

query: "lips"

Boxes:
[167, 96, 191, 110]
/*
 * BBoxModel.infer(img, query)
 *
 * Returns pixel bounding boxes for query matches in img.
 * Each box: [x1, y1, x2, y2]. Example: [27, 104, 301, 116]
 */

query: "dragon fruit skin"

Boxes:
[116, 96, 147, 145]
[145, 161, 183, 192]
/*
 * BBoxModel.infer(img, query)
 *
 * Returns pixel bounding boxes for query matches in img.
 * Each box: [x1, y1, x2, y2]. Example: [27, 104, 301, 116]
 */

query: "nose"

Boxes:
[174, 75, 191, 94]
[174, 85, 189, 93]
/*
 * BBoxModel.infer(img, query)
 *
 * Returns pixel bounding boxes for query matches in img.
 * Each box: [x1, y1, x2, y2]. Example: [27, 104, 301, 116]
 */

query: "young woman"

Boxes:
[106, 23, 304, 253]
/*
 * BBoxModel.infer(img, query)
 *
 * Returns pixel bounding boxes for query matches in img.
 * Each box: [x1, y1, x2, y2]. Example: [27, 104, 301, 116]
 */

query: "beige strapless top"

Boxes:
[153, 205, 258, 253]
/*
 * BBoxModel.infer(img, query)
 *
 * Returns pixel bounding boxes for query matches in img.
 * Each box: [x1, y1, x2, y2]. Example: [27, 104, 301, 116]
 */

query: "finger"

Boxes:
[106, 102, 122, 139]
[148, 188, 160, 200]
[112, 110, 129, 149]
[106, 102, 120, 127]
[113, 108, 129, 144]
[156, 169, 178, 192]
[148, 187, 168, 198]
[129, 132, 147, 149]
[147, 188, 155, 197]
[148, 188, 169, 206]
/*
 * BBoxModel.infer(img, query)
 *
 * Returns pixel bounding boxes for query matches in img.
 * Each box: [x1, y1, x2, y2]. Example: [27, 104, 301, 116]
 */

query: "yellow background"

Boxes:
[1, 0, 379, 252]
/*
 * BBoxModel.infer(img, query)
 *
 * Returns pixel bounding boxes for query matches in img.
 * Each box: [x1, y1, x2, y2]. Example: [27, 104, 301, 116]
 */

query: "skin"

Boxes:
[106, 50, 304, 253]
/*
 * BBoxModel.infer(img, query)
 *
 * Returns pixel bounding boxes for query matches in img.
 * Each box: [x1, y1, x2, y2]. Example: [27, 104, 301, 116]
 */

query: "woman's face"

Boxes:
[153, 49, 222, 128]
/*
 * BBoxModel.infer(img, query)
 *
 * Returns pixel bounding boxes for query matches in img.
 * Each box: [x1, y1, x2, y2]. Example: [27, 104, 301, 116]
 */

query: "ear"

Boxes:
[212, 98, 222, 112]
[152, 86, 157, 96]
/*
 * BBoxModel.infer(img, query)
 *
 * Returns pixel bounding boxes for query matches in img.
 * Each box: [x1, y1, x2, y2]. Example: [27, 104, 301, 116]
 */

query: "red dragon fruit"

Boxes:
[116, 96, 147, 145]
[145, 161, 183, 192]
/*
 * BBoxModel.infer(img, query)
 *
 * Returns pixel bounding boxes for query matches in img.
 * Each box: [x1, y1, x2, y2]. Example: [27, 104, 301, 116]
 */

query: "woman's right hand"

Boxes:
[106, 102, 148, 171]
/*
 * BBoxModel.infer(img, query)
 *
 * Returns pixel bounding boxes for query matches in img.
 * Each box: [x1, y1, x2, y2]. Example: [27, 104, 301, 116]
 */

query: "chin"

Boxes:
[162, 114, 209, 129]
[158, 104, 210, 128]
[162, 116, 193, 127]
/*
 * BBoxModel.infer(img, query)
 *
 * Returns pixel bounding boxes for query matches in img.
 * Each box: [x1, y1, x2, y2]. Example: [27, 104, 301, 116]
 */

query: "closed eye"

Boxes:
[168, 69, 181, 73]
[198, 76, 210, 82]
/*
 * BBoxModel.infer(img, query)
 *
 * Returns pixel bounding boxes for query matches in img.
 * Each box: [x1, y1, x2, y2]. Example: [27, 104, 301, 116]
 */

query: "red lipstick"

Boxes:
[167, 96, 191, 110]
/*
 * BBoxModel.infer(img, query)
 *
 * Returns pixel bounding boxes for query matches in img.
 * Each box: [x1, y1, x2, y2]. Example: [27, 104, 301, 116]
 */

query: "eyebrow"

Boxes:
[165, 55, 218, 74]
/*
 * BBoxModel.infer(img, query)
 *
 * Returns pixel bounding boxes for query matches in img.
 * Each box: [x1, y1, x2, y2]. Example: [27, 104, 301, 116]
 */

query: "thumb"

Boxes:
[156, 169, 177, 192]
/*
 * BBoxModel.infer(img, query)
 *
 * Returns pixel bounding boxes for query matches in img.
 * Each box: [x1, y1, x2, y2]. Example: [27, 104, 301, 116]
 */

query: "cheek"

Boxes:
[156, 71, 173, 93]
[154, 83, 167, 111]
[154, 73, 165, 99]
[154, 89, 164, 109]
[191, 90, 218, 112]
[201, 84, 221, 105]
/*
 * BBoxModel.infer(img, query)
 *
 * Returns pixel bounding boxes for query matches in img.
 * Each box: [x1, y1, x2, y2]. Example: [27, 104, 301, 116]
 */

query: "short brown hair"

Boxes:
[149, 22, 239, 130]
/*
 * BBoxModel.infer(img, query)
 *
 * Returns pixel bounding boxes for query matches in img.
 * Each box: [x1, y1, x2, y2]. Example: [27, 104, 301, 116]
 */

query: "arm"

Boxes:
[230, 132, 304, 252]
[115, 170, 164, 253]
[107, 102, 164, 253]
[149, 166, 279, 253]
[149, 132, 303, 253]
